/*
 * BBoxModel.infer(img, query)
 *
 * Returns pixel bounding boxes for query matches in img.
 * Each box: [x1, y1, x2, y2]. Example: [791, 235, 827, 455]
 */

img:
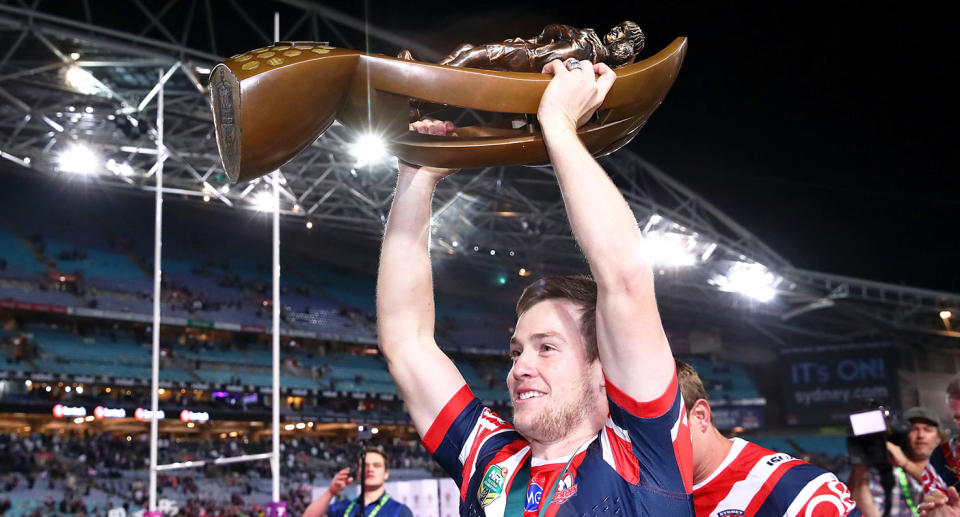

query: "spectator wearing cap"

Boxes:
[894, 379, 960, 509]
[849, 406, 944, 517]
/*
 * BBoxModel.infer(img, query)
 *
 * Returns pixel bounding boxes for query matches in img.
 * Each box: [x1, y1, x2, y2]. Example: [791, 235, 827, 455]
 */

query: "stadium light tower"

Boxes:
[711, 261, 781, 303]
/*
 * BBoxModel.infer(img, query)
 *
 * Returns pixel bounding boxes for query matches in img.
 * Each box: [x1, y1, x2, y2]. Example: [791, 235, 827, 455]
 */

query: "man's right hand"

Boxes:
[327, 467, 354, 496]
[401, 119, 460, 181]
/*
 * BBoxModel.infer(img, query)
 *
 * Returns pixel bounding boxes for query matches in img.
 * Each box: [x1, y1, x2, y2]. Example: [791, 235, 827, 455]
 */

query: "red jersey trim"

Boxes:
[423, 384, 474, 454]
[604, 368, 678, 418]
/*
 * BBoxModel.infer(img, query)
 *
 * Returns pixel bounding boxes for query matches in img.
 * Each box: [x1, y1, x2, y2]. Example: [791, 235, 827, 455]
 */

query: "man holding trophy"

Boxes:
[376, 57, 694, 516]
[209, 22, 693, 515]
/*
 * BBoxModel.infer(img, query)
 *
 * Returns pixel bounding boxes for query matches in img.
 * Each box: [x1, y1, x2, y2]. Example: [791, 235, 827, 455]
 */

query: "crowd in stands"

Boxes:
[0, 430, 437, 516]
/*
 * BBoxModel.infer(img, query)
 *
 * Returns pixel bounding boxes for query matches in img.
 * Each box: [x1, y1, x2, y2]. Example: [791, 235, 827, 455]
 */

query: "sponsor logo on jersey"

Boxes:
[478, 465, 508, 507]
[552, 473, 578, 505]
[525, 482, 543, 511]
[717, 510, 745, 517]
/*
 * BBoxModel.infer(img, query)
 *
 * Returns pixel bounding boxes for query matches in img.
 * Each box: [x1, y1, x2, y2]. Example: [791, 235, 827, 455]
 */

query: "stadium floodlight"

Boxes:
[640, 214, 720, 268]
[65, 66, 102, 95]
[710, 261, 781, 303]
[940, 310, 952, 320]
[349, 133, 388, 167]
[643, 231, 698, 267]
[251, 190, 277, 212]
[57, 143, 99, 175]
[105, 158, 134, 176]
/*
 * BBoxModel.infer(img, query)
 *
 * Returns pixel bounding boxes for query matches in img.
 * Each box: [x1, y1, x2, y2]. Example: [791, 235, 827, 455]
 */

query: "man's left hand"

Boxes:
[537, 59, 616, 132]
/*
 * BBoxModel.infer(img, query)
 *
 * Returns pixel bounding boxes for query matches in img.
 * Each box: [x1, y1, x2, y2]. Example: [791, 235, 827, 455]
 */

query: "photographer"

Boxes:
[303, 448, 412, 517]
[849, 407, 944, 517]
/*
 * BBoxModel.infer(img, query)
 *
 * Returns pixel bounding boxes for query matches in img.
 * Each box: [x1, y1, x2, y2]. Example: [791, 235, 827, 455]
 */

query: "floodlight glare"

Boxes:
[57, 144, 99, 175]
[643, 231, 697, 267]
[251, 190, 277, 212]
[349, 133, 388, 167]
[711, 261, 780, 303]
[65, 66, 101, 95]
[940, 310, 952, 320]
[105, 158, 134, 176]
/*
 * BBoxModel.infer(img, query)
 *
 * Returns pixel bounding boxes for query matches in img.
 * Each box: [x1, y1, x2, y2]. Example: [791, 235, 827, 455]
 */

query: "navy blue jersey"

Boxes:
[422, 372, 694, 516]
[328, 494, 413, 517]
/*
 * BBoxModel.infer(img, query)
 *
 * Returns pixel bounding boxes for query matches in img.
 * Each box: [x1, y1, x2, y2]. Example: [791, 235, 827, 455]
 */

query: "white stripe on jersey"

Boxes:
[601, 416, 632, 470]
[482, 445, 531, 517]
[459, 408, 512, 486]
[703, 450, 795, 517]
[671, 393, 687, 442]
[783, 472, 840, 517]
[458, 416, 482, 465]
[693, 438, 749, 491]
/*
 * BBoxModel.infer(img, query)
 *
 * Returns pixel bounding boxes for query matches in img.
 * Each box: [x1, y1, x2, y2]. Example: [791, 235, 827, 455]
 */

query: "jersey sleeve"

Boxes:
[764, 466, 859, 517]
[421, 384, 525, 488]
[601, 366, 693, 496]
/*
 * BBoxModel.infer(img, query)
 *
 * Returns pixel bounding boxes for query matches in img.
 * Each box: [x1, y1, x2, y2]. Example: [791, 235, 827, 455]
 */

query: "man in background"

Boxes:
[677, 360, 859, 516]
[303, 448, 412, 517]
[849, 406, 943, 517]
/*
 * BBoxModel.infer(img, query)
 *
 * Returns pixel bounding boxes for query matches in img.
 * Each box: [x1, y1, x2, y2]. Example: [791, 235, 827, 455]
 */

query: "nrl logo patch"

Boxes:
[477, 465, 508, 507]
[717, 510, 745, 516]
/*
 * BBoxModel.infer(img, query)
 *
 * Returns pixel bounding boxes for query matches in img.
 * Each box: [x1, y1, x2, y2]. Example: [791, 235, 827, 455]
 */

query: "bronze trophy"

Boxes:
[209, 23, 686, 183]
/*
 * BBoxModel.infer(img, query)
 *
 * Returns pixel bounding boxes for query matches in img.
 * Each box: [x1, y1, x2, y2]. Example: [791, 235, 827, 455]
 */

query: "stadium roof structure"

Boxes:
[0, 0, 957, 349]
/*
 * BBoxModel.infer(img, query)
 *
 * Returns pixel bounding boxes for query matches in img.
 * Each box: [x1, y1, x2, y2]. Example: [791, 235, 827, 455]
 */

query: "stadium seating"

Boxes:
[682, 357, 763, 402]
[0, 221, 47, 278]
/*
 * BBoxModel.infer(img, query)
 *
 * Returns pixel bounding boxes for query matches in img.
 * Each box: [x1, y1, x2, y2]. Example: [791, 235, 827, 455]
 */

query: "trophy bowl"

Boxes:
[210, 38, 687, 183]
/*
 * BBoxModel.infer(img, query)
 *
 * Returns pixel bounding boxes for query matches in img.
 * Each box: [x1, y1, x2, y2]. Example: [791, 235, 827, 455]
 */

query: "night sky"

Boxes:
[303, 1, 958, 292]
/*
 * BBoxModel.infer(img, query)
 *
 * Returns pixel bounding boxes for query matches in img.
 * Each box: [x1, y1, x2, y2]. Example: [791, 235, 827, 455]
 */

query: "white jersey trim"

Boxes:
[692, 437, 748, 491]
[531, 436, 596, 467]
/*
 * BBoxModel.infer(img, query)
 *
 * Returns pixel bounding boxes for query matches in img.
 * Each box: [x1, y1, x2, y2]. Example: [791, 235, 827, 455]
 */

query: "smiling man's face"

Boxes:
[507, 298, 605, 444]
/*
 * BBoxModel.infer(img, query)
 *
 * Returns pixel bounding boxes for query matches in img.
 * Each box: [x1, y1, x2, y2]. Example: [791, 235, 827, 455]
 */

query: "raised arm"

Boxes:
[302, 467, 351, 517]
[538, 59, 673, 403]
[377, 121, 467, 437]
